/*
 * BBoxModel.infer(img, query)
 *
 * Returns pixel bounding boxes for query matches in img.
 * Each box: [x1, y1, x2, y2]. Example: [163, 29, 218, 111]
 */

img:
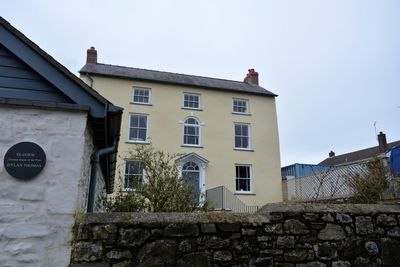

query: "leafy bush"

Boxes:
[103, 144, 203, 212]
[347, 158, 389, 203]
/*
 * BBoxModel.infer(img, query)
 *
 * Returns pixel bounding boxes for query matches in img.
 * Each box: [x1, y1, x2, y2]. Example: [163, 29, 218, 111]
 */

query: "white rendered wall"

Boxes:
[0, 105, 94, 266]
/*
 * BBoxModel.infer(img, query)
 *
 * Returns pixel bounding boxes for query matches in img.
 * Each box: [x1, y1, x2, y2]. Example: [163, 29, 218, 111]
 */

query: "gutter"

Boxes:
[87, 102, 118, 212]
[87, 141, 117, 212]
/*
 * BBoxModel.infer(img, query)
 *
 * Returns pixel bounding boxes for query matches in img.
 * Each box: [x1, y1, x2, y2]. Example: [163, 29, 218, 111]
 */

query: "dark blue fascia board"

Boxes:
[0, 26, 105, 118]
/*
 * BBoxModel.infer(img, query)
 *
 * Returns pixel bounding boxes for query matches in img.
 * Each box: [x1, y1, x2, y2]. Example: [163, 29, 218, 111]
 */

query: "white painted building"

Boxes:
[0, 17, 122, 266]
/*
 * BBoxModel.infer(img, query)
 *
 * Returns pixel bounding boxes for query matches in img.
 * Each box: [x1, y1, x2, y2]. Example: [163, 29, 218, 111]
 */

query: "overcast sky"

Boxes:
[3, 0, 400, 166]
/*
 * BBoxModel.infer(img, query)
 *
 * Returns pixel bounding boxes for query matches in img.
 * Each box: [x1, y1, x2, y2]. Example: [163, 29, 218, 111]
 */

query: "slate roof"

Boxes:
[80, 63, 277, 97]
[319, 140, 400, 166]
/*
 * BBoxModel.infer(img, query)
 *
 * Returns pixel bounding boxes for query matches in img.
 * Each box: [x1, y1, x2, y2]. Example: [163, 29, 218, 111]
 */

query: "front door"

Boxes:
[182, 161, 200, 203]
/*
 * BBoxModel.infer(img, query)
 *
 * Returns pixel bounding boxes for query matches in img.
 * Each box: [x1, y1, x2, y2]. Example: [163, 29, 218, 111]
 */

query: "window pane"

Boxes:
[130, 128, 138, 140]
[242, 137, 249, 148]
[130, 115, 139, 127]
[242, 125, 248, 136]
[235, 137, 241, 148]
[235, 124, 241, 135]
[187, 136, 196, 144]
[139, 116, 147, 127]
[138, 129, 146, 141]
[187, 126, 196, 135]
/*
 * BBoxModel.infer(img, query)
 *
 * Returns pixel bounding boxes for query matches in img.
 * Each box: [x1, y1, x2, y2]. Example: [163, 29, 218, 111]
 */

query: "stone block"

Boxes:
[120, 228, 150, 247]
[200, 223, 216, 234]
[277, 236, 295, 248]
[73, 242, 103, 262]
[314, 243, 338, 260]
[257, 235, 273, 242]
[264, 223, 283, 234]
[213, 251, 232, 262]
[321, 213, 334, 222]
[303, 213, 319, 221]
[284, 219, 309, 234]
[178, 239, 193, 252]
[365, 241, 379, 256]
[200, 236, 230, 249]
[106, 249, 132, 260]
[355, 216, 374, 234]
[376, 214, 397, 227]
[336, 213, 352, 224]
[92, 224, 117, 240]
[137, 240, 177, 267]
[318, 224, 345, 241]
[242, 228, 256, 236]
[387, 226, 400, 237]
[283, 249, 308, 262]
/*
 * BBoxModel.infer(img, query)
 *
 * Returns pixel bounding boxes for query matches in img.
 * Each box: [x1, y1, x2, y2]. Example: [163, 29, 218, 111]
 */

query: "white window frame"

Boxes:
[234, 123, 251, 150]
[182, 116, 201, 147]
[183, 93, 201, 110]
[128, 113, 149, 143]
[235, 164, 252, 193]
[232, 98, 249, 114]
[123, 160, 143, 191]
[132, 87, 151, 105]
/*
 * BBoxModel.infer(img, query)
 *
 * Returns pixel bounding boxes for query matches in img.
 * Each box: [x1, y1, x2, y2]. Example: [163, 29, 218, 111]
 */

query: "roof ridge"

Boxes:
[333, 140, 400, 158]
[94, 63, 256, 86]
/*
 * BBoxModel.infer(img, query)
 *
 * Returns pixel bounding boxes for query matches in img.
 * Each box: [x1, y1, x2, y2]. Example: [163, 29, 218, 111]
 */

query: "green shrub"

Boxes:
[347, 158, 389, 203]
[103, 144, 204, 212]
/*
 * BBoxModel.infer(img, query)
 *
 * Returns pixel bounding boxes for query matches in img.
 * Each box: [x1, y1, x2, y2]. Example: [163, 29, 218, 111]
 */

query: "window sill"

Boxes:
[181, 145, 203, 148]
[234, 192, 256, 195]
[234, 148, 254, 152]
[182, 107, 203, 111]
[126, 141, 150, 144]
[130, 102, 153, 106]
[232, 112, 251, 116]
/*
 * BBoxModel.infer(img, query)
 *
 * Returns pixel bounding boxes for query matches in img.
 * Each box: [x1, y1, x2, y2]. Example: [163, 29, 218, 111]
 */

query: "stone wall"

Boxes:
[0, 105, 94, 266]
[71, 203, 400, 267]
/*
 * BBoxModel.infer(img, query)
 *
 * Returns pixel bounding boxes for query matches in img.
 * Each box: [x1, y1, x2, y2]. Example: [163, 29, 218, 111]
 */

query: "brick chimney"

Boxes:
[244, 69, 259, 85]
[329, 150, 335, 158]
[86, 46, 97, 64]
[378, 131, 388, 153]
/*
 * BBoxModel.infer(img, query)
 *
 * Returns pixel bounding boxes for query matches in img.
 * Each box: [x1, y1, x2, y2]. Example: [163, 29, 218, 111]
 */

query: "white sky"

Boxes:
[3, 0, 400, 166]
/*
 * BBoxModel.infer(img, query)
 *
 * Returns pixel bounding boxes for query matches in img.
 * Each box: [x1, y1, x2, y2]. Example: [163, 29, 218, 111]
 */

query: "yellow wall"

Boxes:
[81, 75, 282, 206]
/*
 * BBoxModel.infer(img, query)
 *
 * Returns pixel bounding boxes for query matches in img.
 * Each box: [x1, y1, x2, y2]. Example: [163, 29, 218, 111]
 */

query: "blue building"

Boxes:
[281, 163, 333, 180]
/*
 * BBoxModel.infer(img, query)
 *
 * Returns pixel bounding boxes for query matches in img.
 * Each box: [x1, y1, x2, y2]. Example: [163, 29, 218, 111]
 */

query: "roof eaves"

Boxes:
[79, 69, 278, 97]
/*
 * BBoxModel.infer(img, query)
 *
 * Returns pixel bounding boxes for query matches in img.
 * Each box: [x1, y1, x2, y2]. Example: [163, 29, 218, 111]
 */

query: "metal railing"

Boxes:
[206, 186, 259, 213]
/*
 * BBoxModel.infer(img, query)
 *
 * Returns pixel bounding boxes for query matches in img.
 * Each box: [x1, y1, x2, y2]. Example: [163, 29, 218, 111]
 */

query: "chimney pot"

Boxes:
[244, 68, 259, 85]
[329, 150, 335, 158]
[378, 131, 388, 153]
[86, 46, 97, 64]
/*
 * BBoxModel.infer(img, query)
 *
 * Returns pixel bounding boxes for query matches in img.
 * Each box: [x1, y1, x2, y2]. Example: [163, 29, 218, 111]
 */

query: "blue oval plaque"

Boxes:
[4, 142, 46, 180]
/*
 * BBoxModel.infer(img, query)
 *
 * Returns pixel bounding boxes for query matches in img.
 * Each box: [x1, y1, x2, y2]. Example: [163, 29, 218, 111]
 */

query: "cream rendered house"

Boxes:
[79, 47, 282, 209]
